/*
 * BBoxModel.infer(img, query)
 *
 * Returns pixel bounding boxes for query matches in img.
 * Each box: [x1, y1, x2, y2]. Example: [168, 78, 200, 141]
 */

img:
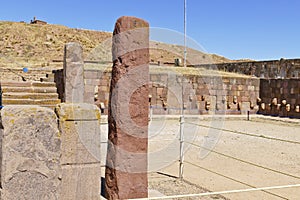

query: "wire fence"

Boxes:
[151, 117, 300, 199]
[174, 119, 300, 199]
[101, 114, 300, 199]
[133, 184, 300, 200]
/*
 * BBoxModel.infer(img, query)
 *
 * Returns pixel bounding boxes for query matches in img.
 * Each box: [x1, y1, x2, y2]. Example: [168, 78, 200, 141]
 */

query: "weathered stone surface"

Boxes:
[105, 16, 149, 200]
[56, 103, 101, 200]
[64, 42, 84, 103]
[56, 103, 101, 121]
[241, 102, 251, 115]
[61, 165, 101, 200]
[0, 105, 61, 200]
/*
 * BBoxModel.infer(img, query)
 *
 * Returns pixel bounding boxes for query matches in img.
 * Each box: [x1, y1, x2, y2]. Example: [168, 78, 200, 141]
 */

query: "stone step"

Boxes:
[2, 92, 59, 99]
[40, 74, 55, 82]
[1, 86, 57, 93]
[0, 69, 52, 82]
[2, 99, 61, 106]
[0, 104, 57, 110]
[1, 81, 56, 88]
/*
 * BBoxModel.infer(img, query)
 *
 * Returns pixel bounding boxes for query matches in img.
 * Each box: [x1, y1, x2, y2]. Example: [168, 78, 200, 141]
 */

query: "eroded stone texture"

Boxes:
[105, 16, 149, 200]
[56, 103, 101, 200]
[64, 42, 84, 103]
[0, 105, 61, 200]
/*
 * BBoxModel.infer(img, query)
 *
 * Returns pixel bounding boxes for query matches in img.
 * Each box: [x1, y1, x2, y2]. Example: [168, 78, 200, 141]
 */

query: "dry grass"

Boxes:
[0, 21, 238, 69]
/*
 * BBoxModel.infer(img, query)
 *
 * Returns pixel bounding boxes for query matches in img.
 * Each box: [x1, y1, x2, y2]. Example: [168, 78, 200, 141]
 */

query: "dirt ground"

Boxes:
[148, 172, 228, 200]
[101, 115, 300, 199]
[148, 115, 300, 200]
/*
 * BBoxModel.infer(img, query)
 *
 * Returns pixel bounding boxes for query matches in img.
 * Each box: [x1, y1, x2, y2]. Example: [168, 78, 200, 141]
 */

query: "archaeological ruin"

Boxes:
[0, 15, 299, 199]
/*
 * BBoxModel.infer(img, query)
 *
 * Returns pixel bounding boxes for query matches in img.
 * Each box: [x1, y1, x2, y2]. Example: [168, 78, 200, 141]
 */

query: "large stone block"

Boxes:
[58, 120, 101, 165]
[0, 106, 61, 200]
[56, 103, 101, 200]
[56, 103, 101, 121]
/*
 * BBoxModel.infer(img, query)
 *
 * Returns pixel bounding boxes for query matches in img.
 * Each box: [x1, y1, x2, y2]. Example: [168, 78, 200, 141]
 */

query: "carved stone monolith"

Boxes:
[105, 16, 149, 200]
[63, 42, 84, 103]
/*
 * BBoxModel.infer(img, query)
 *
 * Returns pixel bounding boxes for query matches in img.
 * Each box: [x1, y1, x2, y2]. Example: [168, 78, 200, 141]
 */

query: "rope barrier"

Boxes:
[133, 183, 300, 200]
[185, 141, 300, 180]
[183, 161, 290, 199]
[185, 122, 300, 145]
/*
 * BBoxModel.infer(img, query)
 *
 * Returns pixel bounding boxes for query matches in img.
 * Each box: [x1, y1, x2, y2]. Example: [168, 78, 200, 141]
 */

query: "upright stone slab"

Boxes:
[105, 16, 149, 199]
[56, 103, 101, 200]
[0, 106, 61, 200]
[64, 42, 84, 103]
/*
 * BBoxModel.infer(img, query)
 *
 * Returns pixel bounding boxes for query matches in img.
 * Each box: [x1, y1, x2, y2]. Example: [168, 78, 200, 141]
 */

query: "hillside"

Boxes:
[0, 21, 234, 69]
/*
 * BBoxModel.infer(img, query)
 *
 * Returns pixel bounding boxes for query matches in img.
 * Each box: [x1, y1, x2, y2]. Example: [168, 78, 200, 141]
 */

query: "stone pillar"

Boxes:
[0, 106, 61, 200]
[56, 103, 101, 200]
[63, 42, 84, 103]
[105, 16, 149, 199]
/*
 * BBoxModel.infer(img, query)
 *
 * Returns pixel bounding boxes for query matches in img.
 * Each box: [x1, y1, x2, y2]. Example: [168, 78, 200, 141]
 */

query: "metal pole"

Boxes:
[183, 0, 187, 69]
[179, 0, 187, 180]
[179, 113, 185, 180]
[0, 82, 3, 109]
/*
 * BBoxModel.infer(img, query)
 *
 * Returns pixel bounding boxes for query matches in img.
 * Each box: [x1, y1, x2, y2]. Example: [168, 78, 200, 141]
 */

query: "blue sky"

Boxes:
[0, 0, 299, 61]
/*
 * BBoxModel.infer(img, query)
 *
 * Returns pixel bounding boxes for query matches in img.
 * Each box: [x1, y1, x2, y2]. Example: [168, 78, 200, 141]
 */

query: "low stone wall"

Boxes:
[258, 79, 300, 118]
[196, 58, 300, 79]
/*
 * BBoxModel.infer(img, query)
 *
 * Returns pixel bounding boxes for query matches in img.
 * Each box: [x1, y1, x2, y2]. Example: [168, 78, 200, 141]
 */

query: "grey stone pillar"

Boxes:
[56, 103, 101, 200]
[63, 42, 84, 103]
[0, 106, 61, 200]
[105, 16, 149, 200]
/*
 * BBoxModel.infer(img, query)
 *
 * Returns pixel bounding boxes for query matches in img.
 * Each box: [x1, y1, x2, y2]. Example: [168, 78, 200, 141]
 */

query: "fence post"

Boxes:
[179, 115, 185, 180]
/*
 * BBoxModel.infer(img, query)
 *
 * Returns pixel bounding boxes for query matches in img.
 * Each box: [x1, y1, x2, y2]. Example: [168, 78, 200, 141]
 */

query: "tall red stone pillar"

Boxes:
[105, 16, 149, 199]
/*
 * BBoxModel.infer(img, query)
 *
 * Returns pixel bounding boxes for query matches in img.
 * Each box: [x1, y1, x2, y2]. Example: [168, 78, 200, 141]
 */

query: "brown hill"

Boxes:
[0, 21, 234, 69]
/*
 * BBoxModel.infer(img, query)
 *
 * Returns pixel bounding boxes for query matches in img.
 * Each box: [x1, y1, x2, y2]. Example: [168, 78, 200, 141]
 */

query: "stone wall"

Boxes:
[258, 79, 300, 118]
[82, 67, 260, 115]
[196, 58, 300, 79]
[52, 54, 300, 118]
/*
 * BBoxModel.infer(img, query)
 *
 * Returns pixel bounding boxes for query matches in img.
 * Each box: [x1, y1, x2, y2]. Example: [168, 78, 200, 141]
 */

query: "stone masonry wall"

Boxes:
[258, 79, 300, 118]
[82, 67, 260, 115]
[52, 57, 300, 118]
[196, 58, 300, 79]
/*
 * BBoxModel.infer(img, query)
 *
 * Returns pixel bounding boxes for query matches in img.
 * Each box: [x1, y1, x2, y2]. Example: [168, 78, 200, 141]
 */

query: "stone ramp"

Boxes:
[1, 80, 61, 109]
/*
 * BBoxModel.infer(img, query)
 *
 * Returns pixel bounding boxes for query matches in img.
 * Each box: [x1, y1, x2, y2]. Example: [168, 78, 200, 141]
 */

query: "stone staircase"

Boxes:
[1, 73, 61, 109]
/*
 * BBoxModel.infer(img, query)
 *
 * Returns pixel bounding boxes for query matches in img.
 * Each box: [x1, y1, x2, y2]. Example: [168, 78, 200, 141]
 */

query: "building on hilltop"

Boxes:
[30, 16, 47, 25]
